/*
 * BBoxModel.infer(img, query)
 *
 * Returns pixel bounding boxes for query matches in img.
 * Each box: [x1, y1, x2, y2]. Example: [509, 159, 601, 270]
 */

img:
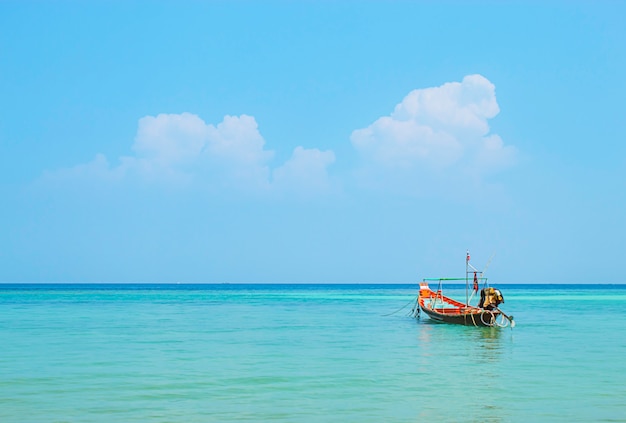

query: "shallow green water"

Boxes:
[1, 284, 624, 422]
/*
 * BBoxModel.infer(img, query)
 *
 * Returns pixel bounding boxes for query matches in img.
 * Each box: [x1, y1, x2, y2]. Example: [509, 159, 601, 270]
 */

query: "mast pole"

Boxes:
[465, 250, 469, 306]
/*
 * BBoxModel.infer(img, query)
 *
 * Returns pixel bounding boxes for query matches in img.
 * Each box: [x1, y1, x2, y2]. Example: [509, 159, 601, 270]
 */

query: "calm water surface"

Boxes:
[1, 284, 625, 422]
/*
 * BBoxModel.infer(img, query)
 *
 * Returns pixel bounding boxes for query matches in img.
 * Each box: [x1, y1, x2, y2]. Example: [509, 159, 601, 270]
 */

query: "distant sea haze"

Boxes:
[1, 284, 624, 422]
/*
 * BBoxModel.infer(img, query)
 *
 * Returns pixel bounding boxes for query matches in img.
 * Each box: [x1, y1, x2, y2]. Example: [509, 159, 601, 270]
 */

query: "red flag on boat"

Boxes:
[466, 251, 470, 262]
[473, 272, 479, 292]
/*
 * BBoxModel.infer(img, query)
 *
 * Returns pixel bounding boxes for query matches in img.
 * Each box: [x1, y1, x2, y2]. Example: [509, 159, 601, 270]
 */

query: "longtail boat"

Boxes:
[413, 251, 515, 328]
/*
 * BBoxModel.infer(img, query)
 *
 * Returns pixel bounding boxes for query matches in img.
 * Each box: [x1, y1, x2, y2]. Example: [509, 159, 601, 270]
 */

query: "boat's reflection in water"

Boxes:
[477, 326, 503, 361]
[417, 320, 504, 359]
[415, 321, 509, 422]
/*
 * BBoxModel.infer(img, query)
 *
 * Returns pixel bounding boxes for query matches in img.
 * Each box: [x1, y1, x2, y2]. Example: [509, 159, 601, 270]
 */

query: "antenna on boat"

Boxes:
[482, 252, 496, 281]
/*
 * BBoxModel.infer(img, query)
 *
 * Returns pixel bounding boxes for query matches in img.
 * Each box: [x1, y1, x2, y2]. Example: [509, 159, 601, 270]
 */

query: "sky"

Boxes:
[1, 1, 625, 284]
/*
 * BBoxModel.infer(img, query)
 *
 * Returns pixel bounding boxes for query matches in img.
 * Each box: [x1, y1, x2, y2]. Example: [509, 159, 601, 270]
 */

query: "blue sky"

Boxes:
[1, 1, 625, 283]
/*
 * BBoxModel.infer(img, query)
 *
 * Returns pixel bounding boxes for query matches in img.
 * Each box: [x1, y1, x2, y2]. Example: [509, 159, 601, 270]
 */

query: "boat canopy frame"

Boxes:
[422, 275, 489, 308]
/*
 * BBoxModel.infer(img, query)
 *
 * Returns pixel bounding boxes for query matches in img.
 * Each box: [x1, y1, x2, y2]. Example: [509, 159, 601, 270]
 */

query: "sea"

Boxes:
[1, 283, 625, 423]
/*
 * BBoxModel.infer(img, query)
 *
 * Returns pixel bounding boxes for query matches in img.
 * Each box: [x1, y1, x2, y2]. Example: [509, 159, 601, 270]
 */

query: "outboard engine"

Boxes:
[479, 287, 504, 310]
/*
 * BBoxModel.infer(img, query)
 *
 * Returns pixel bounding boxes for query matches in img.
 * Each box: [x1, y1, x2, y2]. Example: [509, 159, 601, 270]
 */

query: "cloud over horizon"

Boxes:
[42, 75, 515, 197]
[350, 74, 516, 189]
[44, 113, 335, 194]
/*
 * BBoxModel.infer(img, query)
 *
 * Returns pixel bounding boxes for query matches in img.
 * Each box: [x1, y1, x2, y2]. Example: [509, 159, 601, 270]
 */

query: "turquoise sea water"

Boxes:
[1, 284, 625, 422]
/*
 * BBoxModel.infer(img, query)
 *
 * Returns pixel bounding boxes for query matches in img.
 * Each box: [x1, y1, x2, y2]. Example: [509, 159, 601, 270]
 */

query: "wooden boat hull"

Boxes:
[417, 282, 503, 327]
[419, 304, 500, 327]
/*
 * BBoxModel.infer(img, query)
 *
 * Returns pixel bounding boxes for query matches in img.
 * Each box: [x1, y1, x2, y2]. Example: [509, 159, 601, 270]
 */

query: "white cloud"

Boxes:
[43, 76, 516, 198]
[206, 115, 272, 165]
[202, 115, 274, 190]
[272, 147, 336, 194]
[126, 113, 273, 188]
[42, 153, 124, 182]
[133, 113, 208, 166]
[350, 74, 516, 179]
[45, 113, 335, 195]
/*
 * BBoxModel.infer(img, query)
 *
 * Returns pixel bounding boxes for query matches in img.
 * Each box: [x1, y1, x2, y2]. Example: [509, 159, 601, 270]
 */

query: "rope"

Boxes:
[470, 311, 478, 327]
[480, 310, 495, 326]
[381, 298, 415, 317]
[410, 296, 420, 318]
[494, 308, 513, 328]
[495, 314, 509, 328]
